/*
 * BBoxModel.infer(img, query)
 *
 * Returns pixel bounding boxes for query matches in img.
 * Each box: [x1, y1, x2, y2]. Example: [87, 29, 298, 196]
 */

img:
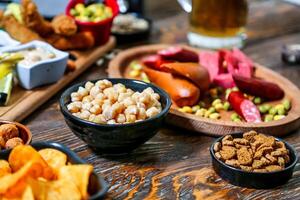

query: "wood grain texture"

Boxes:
[108, 44, 300, 136]
[21, 1, 300, 199]
[0, 37, 115, 122]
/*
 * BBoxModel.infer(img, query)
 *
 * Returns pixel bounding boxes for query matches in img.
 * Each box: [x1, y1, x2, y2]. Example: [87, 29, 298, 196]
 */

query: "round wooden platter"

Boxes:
[108, 44, 300, 136]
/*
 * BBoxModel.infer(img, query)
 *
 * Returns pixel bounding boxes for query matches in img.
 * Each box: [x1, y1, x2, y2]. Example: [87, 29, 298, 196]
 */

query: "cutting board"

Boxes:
[0, 36, 116, 122]
[108, 44, 300, 136]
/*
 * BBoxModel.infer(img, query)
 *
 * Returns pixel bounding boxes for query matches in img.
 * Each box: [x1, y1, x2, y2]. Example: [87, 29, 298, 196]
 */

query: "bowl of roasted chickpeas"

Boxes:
[60, 78, 171, 153]
[0, 121, 32, 153]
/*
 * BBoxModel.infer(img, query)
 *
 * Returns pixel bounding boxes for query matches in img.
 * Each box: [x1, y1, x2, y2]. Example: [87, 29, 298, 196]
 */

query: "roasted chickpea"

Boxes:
[67, 80, 162, 124]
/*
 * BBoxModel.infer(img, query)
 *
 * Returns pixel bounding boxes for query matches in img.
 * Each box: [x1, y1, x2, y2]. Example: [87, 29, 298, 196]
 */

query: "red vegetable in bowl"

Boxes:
[233, 75, 284, 100]
[158, 46, 199, 62]
[228, 91, 262, 123]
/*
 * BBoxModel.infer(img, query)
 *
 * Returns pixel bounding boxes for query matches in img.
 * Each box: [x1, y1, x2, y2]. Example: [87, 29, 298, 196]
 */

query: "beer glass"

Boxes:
[177, 0, 248, 49]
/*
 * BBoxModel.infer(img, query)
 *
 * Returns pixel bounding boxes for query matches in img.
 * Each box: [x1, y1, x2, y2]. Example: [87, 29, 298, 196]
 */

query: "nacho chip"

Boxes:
[38, 148, 67, 170]
[0, 161, 43, 196]
[29, 178, 81, 200]
[58, 165, 93, 199]
[0, 160, 11, 178]
[8, 145, 55, 180]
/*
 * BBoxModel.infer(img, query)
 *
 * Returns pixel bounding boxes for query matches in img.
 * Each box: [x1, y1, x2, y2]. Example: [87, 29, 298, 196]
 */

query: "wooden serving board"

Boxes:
[0, 36, 115, 122]
[108, 44, 300, 136]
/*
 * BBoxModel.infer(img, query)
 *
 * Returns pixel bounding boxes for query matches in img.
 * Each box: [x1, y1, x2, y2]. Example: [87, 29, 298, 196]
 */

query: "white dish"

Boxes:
[0, 41, 68, 90]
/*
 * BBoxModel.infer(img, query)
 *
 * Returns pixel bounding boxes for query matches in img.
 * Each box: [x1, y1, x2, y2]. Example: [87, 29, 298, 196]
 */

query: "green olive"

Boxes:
[253, 97, 262, 105]
[264, 114, 273, 122]
[192, 105, 201, 113]
[269, 107, 277, 115]
[214, 103, 223, 112]
[274, 115, 285, 121]
[208, 107, 216, 113]
[195, 108, 206, 117]
[223, 102, 230, 111]
[259, 105, 268, 114]
[230, 113, 239, 121]
[233, 118, 241, 122]
[209, 113, 221, 120]
[212, 99, 221, 106]
[283, 99, 291, 111]
[75, 3, 85, 14]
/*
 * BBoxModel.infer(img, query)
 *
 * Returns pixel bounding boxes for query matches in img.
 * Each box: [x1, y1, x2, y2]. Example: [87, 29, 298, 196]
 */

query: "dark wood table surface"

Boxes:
[23, 1, 300, 199]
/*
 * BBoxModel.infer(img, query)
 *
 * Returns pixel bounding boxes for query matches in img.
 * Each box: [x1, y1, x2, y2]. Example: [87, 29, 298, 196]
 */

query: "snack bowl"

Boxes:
[60, 78, 171, 153]
[0, 40, 68, 90]
[210, 132, 298, 189]
[0, 141, 109, 199]
[66, 0, 119, 45]
[111, 13, 152, 44]
[0, 120, 32, 153]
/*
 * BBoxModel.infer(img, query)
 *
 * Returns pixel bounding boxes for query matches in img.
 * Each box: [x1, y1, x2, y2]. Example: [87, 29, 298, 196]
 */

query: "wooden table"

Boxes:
[23, 1, 300, 199]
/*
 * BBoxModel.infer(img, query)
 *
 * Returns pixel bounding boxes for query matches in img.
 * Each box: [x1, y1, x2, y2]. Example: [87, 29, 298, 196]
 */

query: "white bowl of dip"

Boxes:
[0, 41, 68, 90]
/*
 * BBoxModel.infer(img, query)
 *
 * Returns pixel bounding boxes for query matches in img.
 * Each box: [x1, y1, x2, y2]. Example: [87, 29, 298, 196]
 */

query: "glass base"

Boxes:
[187, 32, 247, 49]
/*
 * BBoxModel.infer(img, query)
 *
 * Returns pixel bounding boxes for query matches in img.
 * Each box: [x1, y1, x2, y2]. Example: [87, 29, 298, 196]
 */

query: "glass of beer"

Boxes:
[177, 0, 248, 49]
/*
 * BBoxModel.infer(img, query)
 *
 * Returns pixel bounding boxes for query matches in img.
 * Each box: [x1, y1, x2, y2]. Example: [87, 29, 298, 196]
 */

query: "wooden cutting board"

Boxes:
[108, 44, 300, 136]
[0, 36, 115, 122]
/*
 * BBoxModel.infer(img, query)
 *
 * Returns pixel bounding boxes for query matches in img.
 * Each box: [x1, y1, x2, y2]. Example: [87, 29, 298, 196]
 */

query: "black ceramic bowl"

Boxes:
[60, 78, 171, 153]
[0, 141, 109, 199]
[210, 133, 298, 189]
[112, 13, 152, 44]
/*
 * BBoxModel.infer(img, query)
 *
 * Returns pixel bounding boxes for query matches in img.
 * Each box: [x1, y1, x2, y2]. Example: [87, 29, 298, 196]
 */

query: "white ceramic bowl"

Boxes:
[0, 41, 68, 90]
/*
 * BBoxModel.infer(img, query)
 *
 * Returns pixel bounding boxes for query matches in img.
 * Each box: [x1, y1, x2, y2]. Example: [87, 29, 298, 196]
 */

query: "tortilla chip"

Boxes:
[0, 161, 43, 197]
[0, 160, 11, 178]
[58, 165, 93, 199]
[38, 148, 67, 170]
[8, 145, 55, 180]
[29, 178, 81, 200]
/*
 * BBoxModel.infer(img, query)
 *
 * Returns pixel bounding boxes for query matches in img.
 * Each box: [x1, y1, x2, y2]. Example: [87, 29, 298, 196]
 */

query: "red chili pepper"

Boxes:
[228, 91, 262, 123]
[233, 75, 284, 100]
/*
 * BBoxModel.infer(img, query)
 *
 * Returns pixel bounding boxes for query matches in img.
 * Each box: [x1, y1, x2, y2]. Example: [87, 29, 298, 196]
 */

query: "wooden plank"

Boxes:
[0, 37, 115, 122]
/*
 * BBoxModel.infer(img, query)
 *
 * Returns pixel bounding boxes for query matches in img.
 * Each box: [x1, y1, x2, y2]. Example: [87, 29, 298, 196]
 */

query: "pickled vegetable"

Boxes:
[70, 3, 113, 23]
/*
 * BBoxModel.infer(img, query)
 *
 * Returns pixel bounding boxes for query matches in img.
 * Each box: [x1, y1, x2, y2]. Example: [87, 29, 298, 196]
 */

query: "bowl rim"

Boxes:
[210, 132, 298, 175]
[0, 141, 109, 199]
[60, 78, 172, 127]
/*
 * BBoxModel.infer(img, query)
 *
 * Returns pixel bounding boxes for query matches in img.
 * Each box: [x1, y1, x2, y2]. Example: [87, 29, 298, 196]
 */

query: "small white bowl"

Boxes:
[0, 41, 69, 90]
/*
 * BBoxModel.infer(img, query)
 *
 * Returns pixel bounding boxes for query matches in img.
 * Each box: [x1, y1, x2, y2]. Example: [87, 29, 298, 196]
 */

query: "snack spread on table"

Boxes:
[128, 46, 291, 123]
[0, 145, 93, 199]
[67, 79, 162, 124]
[0, 123, 24, 150]
[213, 131, 291, 172]
[70, 3, 113, 23]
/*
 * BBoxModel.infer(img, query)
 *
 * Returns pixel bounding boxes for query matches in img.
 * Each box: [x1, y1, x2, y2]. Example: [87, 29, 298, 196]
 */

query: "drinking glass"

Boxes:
[177, 0, 248, 49]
